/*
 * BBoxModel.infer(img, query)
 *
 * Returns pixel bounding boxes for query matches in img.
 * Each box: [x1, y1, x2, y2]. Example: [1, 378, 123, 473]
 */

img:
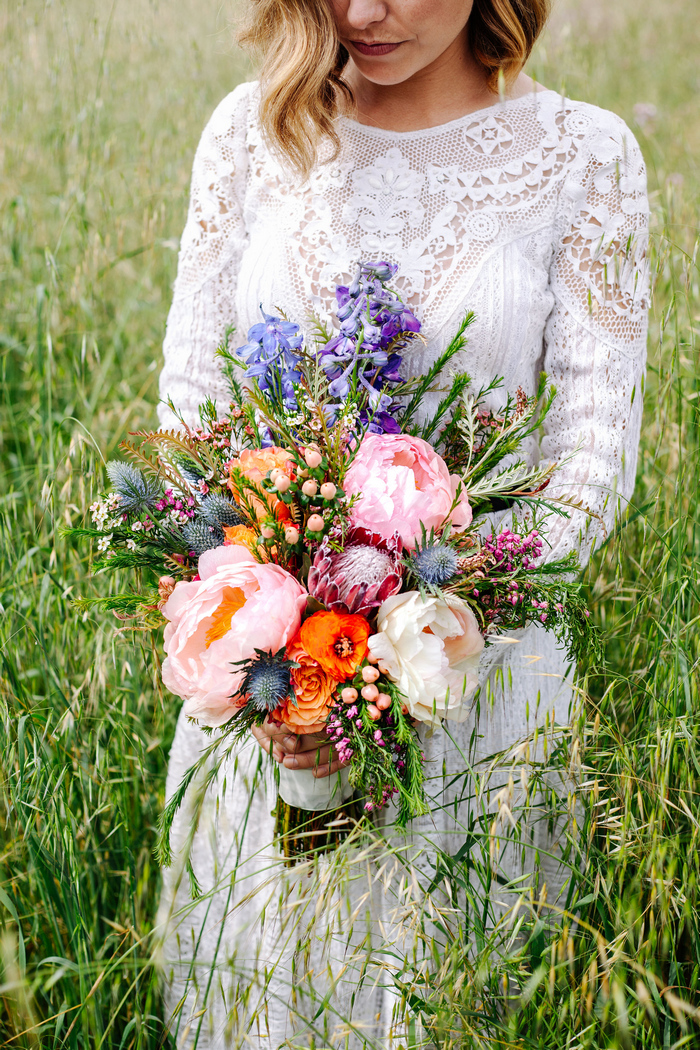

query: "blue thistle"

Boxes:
[106, 461, 161, 516]
[198, 492, 244, 528]
[238, 648, 294, 713]
[182, 518, 224, 556]
[408, 543, 459, 587]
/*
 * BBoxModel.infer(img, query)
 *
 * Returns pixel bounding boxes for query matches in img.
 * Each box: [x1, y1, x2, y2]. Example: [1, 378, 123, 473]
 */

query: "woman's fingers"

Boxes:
[312, 757, 348, 778]
[282, 743, 333, 770]
[251, 722, 286, 762]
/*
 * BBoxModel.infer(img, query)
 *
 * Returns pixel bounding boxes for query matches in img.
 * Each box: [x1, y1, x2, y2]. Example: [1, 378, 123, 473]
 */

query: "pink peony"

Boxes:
[343, 434, 472, 549]
[161, 545, 307, 726]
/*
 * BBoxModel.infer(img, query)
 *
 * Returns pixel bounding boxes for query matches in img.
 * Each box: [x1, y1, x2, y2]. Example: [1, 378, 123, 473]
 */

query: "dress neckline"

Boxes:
[336, 87, 558, 140]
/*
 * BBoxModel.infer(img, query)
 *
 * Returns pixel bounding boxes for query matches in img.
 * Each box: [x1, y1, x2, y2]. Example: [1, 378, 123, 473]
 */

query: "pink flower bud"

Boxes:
[361, 683, 379, 702]
[376, 692, 392, 710]
[261, 524, 276, 540]
[341, 687, 358, 703]
[307, 513, 324, 532]
[320, 482, 337, 499]
[302, 479, 318, 497]
[304, 447, 323, 469]
[284, 526, 299, 544]
[274, 475, 292, 494]
[362, 665, 380, 683]
[366, 704, 381, 721]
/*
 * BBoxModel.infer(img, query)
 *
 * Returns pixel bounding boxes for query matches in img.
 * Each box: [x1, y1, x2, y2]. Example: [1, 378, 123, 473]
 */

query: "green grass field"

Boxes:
[0, 0, 698, 1045]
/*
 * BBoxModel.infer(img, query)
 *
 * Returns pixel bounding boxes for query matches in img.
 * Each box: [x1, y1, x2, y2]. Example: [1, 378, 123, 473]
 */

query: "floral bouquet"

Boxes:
[74, 261, 597, 860]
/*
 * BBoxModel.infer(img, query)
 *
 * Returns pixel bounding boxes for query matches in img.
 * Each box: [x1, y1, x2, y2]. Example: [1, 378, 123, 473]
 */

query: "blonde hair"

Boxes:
[239, 0, 549, 178]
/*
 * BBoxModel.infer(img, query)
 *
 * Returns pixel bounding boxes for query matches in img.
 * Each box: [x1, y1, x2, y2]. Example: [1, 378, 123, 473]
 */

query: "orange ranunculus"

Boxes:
[228, 446, 295, 522]
[223, 524, 259, 553]
[275, 640, 338, 734]
[299, 610, 371, 682]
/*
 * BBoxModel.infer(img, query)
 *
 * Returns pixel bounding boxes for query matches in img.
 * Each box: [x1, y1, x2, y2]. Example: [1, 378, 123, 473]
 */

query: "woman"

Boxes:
[156, 0, 649, 1045]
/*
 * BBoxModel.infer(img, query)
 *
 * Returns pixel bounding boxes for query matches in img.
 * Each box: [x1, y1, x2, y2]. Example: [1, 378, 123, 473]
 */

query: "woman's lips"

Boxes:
[350, 41, 402, 56]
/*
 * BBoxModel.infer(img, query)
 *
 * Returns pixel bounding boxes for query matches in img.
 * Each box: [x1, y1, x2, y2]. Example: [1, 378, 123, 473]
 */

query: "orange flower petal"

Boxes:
[299, 611, 370, 681]
[205, 586, 247, 648]
[223, 524, 259, 552]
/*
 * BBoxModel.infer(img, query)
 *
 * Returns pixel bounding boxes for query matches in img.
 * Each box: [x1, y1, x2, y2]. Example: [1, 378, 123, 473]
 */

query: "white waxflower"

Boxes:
[131, 520, 144, 532]
[97, 534, 113, 553]
[368, 591, 484, 727]
[126, 538, 137, 551]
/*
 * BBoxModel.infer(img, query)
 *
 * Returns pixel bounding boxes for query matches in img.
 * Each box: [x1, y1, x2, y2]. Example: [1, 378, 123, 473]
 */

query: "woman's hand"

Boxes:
[251, 718, 348, 778]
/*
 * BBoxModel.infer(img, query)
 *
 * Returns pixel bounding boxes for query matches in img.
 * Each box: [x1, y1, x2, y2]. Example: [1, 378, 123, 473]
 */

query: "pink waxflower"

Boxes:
[161, 545, 307, 727]
[344, 434, 472, 549]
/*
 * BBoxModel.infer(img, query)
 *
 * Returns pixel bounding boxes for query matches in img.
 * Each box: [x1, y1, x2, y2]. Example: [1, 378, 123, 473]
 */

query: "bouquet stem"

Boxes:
[274, 797, 364, 863]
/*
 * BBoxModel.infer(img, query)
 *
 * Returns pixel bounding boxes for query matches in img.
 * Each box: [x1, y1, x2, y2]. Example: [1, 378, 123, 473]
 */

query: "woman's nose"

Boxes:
[343, 0, 389, 30]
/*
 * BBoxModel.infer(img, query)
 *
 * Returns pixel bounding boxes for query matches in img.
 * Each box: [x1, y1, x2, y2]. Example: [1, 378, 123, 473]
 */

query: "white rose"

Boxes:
[368, 591, 484, 726]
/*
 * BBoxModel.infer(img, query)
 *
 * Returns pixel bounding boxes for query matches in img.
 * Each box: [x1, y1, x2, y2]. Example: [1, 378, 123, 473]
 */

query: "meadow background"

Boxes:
[0, 0, 699, 1045]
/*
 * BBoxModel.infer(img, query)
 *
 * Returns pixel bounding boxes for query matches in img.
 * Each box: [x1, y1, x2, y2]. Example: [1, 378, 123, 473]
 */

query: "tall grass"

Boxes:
[0, 0, 698, 1045]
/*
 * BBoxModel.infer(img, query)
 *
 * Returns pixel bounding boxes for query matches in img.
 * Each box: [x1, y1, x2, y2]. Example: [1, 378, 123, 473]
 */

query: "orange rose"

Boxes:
[223, 524, 259, 553]
[299, 611, 370, 682]
[228, 447, 294, 522]
[275, 641, 338, 734]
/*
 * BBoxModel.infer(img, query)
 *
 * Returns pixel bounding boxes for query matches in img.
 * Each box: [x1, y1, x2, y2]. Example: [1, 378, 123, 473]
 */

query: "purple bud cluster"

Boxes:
[318, 261, 420, 435]
[235, 309, 304, 411]
[482, 528, 543, 572]
[153, 488, 197, 526]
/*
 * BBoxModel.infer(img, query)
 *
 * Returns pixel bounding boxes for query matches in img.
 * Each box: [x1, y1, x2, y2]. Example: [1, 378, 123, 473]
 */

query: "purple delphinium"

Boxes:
[318, 261, 421, 434]
[235, 308, 304, 411]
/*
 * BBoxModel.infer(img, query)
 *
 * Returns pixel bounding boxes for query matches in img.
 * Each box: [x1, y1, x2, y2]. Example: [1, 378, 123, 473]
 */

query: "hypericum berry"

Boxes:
[307, 514, 324, 532]
[361, 683, 379, 702]
[284, 525, 299, 544]
[362, 665, 380, 683]
[302, 479, 318, 497]
[261, 524, 276, 539]
[341, 687, 358, 703]
[274, 475, 292, 494]
[320, 482, 337, 499]
[366, 704, 381, 721]
[305, 447, 323, 469]
[376, 693, 392, 710]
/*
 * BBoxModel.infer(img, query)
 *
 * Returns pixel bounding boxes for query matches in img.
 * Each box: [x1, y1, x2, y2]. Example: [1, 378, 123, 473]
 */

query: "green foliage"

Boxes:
[0, 0, 699, 1045]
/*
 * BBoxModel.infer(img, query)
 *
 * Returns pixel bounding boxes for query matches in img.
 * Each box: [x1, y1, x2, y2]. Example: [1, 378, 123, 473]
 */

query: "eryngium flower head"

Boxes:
[198, 492, 244, 528]
[408, 542, 459, 587]
[239, 648, 293, 713]
[106, 461, 161, 516]
[308, 527, 402, 617]
[182, 518, 224, 556]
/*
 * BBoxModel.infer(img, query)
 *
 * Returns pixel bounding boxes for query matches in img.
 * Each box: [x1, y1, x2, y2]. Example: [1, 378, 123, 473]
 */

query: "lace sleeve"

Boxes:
[157, 84, 252, 429]
[539, 113, 649, 567]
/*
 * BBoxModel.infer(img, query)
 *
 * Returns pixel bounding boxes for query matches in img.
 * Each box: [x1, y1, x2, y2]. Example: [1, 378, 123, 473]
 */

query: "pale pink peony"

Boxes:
[344, 434, 472, 549]
[368, 591, 484, 726]
[161, 545, 307, 727]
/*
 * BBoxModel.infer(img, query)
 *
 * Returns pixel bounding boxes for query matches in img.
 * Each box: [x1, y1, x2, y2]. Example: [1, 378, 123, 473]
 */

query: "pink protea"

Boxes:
[308, 527, 403, 617]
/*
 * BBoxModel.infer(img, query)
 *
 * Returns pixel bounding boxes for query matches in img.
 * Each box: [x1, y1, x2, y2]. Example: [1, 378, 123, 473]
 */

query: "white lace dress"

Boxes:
[156, 82, 648, 1049]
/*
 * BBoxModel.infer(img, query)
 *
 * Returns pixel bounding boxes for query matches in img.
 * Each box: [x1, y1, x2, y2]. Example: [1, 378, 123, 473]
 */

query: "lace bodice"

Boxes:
[159, 81, 649, 566]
